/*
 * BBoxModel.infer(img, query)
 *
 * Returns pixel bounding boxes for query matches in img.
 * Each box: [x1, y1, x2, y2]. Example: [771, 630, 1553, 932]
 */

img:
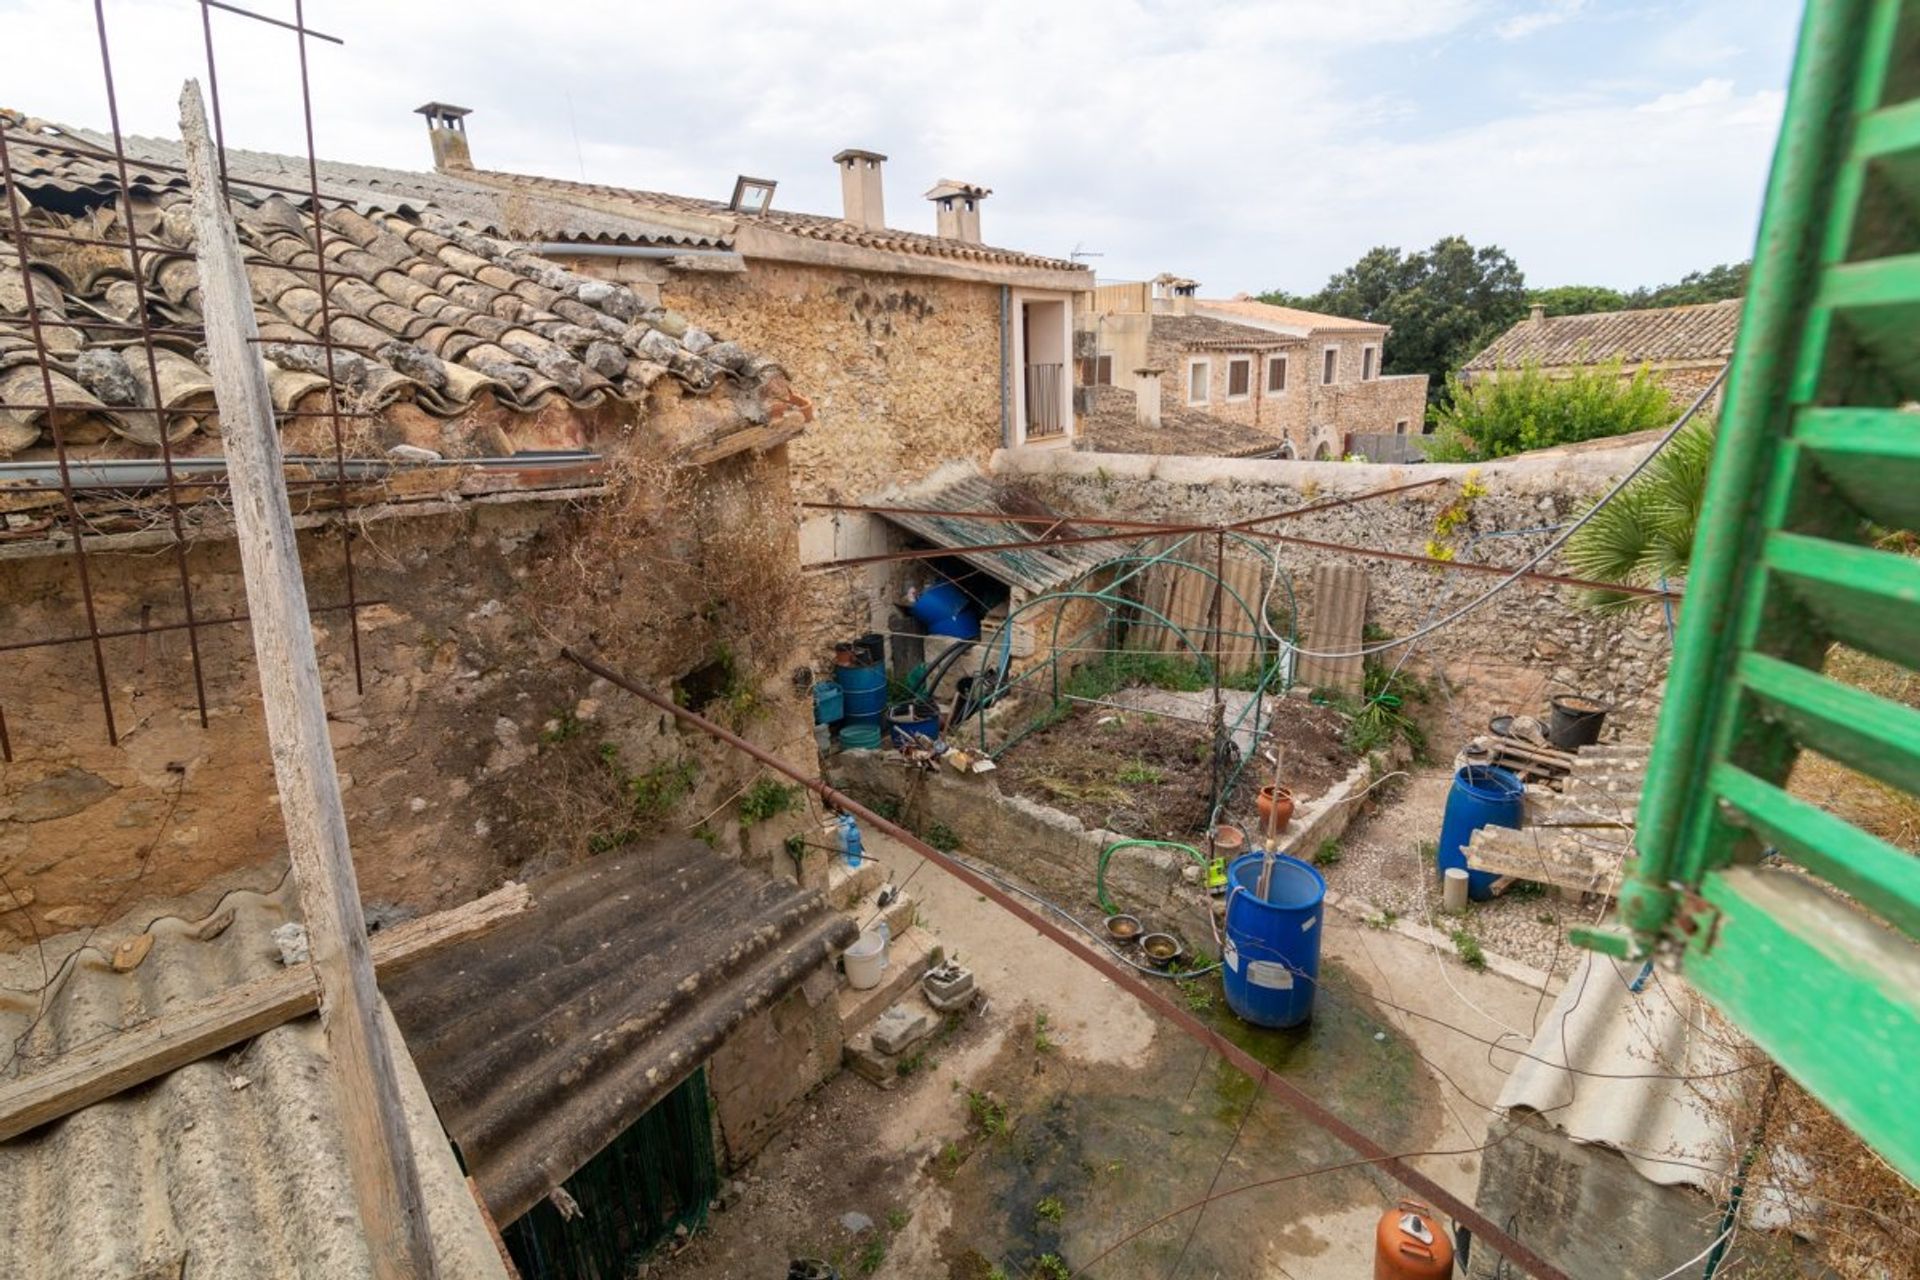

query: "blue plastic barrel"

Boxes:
[838, 662, 887, 725]
[1222, 853, 1326, 1028]
[813, 680, 845, 726]
[911, 582, 982, 640]
[887, 700, 941, 746]
[1437, 765, 1525, 901]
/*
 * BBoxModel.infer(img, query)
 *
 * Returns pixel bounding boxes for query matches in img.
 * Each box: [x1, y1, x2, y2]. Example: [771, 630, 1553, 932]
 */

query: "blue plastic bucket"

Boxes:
[1438, 765, 1525, 901]
[812, 680, 845, 726]
[1222, 853, 1326, 1029]
[911, 582, 981, 640]
[838, 662, 887, 725]
[887, 700, 941, 746]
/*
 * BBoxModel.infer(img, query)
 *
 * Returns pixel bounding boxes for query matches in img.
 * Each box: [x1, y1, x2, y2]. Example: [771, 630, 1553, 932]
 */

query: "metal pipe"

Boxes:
[559, 646, 1570, 1280]
[999, 285, 1012, 449]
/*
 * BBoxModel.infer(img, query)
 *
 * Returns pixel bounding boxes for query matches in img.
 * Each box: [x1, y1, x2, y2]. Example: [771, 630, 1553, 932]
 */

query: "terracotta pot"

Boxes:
[1211, 823, 1247, 858]
[833, 643, 856, 668]
[1256, 785, 1295, 835]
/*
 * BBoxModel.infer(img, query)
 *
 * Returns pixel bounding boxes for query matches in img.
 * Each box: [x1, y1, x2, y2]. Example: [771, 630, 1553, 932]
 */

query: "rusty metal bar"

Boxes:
[286, 0, 362, 693]
[560, 647, 1572, 1280]
[0, 131, 119, 744]
[1237, 527, 1683, 601]
[0, 704, 10, 763]
[201, 0, 344, 42]
[799, 499, 1194, 533]
[94, 0, 209, 728]
[1224, 474, 1450, 530]
[808, 523, 1173, 570]
[0, 599, 381, 656]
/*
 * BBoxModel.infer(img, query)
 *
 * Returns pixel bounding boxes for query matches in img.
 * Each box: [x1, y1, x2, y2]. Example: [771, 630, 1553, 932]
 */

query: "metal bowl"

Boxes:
[1104, 913, 1143, 944]
[1140, 932, 1183, 967]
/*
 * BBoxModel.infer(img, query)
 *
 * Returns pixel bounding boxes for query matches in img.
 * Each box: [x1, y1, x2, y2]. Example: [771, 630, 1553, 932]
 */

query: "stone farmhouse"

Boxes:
[1079, 274, 1431, 459]
[1463, 297, 1742, 409]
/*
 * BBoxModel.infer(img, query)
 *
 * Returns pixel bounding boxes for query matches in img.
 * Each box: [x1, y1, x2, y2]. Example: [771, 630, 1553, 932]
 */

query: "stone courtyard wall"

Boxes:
[997, 444, 1675, 743]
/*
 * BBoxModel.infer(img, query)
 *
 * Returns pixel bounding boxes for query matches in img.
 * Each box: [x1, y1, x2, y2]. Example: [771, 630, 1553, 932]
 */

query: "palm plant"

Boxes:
[1564, 418, 1716, 610]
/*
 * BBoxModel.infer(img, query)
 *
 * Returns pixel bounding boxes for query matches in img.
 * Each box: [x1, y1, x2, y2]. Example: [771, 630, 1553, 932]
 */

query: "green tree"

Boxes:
[1564, 419, 1717, 609]
[1425, 358, 1674, 461]
[1624, 261, 1749, 308]
[1529, 284, 1628, 316]
[1259, 235, 1528, 402]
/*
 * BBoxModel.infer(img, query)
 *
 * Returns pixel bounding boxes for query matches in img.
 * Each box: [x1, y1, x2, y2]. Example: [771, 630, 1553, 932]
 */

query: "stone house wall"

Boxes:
[0, 449, 815, 944]
[997, 446, 1674, 741]
[1152, 330, 1429, 457]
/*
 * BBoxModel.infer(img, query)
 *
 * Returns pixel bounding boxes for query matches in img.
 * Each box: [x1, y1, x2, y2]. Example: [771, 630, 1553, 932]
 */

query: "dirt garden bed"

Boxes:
[990, 693, 1358, 844]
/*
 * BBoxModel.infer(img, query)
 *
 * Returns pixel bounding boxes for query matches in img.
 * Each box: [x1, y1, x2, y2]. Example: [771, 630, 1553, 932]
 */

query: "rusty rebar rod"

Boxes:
[559, 646, 1572, 1280]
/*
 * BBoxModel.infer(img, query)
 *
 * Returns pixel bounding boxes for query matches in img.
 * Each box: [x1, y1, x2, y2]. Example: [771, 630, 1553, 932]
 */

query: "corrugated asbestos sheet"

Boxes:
[0, 872, 508, 1280]
[870, 463, 1129, 595]
[386, 841, 855, 1225]
[1295, 565, 1368, 693]
[1498, 952, 1742, 1190]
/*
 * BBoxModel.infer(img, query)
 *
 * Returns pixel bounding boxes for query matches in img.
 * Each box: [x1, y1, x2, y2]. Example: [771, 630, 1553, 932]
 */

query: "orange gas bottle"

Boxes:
[1373, 1200, 1454, 1280]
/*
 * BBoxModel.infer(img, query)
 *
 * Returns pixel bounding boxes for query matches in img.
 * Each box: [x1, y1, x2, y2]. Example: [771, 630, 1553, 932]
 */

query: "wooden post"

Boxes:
[179, 81, 439, 1279]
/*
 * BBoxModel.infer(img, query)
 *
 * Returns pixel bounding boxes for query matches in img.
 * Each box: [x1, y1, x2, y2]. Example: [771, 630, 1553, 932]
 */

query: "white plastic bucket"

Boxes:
[844, 924, 890, 990]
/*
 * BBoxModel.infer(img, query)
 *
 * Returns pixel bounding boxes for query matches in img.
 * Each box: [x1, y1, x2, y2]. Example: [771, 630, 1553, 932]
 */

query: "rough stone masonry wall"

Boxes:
[662, 261, 1005, 660]
[0, 457, 816, 943]
[998, 447, 1674, 741]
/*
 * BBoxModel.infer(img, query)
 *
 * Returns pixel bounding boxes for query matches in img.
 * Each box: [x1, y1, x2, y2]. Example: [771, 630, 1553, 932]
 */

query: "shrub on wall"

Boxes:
[1426, 358, 1673, 461]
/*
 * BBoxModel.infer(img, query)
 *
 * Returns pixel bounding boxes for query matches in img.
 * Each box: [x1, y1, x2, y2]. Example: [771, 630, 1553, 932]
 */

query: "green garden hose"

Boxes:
[1096, 838, 1212, 917]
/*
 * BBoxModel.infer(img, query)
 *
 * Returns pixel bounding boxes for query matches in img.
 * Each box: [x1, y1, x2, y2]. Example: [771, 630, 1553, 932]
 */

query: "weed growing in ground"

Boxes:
[541, 708, 584, 743]
[1033, 1011, 1055, 1055]
[1117, 758, 1164, 785]
[856, 1238, 887, 1274]
[1536, 912, 1558, 927]
[869, 795, 903, 822]
[1417, 838, 1438, 864]
[1450, 928, 1487, 971]
[739, 778, 800, 825]
[1035, 1195, 1065, 1224]
[1364, 908, 1399, 929]
[927, 821, 962, 852]
[938, 1142, 963, 1176]
[886, 1209, 910, 1232]
[1176, 976, 1215, 1013]
[1313, 839, 1342, 867]
[967, 1089, 1009, 1136]
[1031, 1255, 1071, 1280]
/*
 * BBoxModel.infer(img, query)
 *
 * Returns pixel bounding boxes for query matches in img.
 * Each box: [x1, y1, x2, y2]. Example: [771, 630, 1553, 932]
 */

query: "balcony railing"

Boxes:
[1024, 363, 1065, 439]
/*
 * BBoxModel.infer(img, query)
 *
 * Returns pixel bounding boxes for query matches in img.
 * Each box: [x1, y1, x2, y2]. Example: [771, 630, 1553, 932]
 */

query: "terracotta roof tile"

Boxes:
[1196, 296, 1389, 335]
[1079, 386, 1282, 458]
[0, 113, 792, 463]
[1464, 298, 1742, 371]
[469, 169, 1086, 273]
[1150, 313, 1299, 351]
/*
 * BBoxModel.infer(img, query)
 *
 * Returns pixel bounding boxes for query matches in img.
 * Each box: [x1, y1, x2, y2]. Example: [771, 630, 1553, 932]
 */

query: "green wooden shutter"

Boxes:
[1583, 0, 1920, 1183]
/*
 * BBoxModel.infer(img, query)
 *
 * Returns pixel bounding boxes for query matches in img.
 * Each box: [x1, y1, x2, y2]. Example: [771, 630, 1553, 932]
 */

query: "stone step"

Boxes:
[844, 992, 943, 1088]
[836, 925, 937, 1040]
[824, 856, 883, 911]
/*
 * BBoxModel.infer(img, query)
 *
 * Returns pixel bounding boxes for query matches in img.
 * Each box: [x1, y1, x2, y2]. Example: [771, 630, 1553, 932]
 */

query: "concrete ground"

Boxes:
[655, 826, 1559, 1279]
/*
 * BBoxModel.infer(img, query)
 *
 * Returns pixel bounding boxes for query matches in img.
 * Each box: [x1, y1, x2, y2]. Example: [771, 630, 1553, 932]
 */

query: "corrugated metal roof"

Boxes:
[386, 841, 854, 1225]
[1498, 952, 1742, 1191]
[0, 870, 509, 1280]
[1464, 299, 1742, 371]
[869, 463, 1133, 595]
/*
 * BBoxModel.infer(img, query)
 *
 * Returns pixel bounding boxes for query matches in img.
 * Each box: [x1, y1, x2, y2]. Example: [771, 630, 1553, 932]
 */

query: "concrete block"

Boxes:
[923, 962, 976, 1013]
[871, 1003, 936, 1055]
[836, 928, 935, 1037]
[842, 1029, 900, 1088]
[825, 856, 883, 911]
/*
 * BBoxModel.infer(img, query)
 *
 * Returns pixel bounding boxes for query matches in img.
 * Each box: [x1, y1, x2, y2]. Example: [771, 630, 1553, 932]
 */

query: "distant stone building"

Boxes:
[1079, 277, 1430, 459]
[1463, 298, 1742, 408]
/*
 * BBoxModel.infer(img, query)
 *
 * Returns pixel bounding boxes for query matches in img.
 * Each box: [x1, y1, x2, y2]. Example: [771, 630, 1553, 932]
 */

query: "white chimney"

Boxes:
[925, 179, 990, 243]
[834, 149, 887, 229]
[415, 102, 473, 172]
[1134, 367, 1164, 428]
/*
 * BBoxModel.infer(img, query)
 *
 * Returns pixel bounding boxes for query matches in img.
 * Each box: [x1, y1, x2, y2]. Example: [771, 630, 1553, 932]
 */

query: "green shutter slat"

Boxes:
[1765, 532, 1920, 666]
[1684, 866, 1920, 1187]
[1854, 98, 1920, 161]
[1820, 252, 1920, 306]
[1793, 408, 1920, 528]
[1739, 651, 1920, 793]
[1712, 762, 1920, 937]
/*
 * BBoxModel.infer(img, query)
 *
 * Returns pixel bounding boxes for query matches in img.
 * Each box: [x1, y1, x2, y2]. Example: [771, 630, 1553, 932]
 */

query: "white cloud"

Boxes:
[1496, 1, 1589, 41]
[1, 0, 1791, 295]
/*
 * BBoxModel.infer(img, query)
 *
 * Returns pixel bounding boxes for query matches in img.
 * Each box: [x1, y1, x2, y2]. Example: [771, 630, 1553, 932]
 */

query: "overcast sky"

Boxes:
[10, 0, 1801, 294]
